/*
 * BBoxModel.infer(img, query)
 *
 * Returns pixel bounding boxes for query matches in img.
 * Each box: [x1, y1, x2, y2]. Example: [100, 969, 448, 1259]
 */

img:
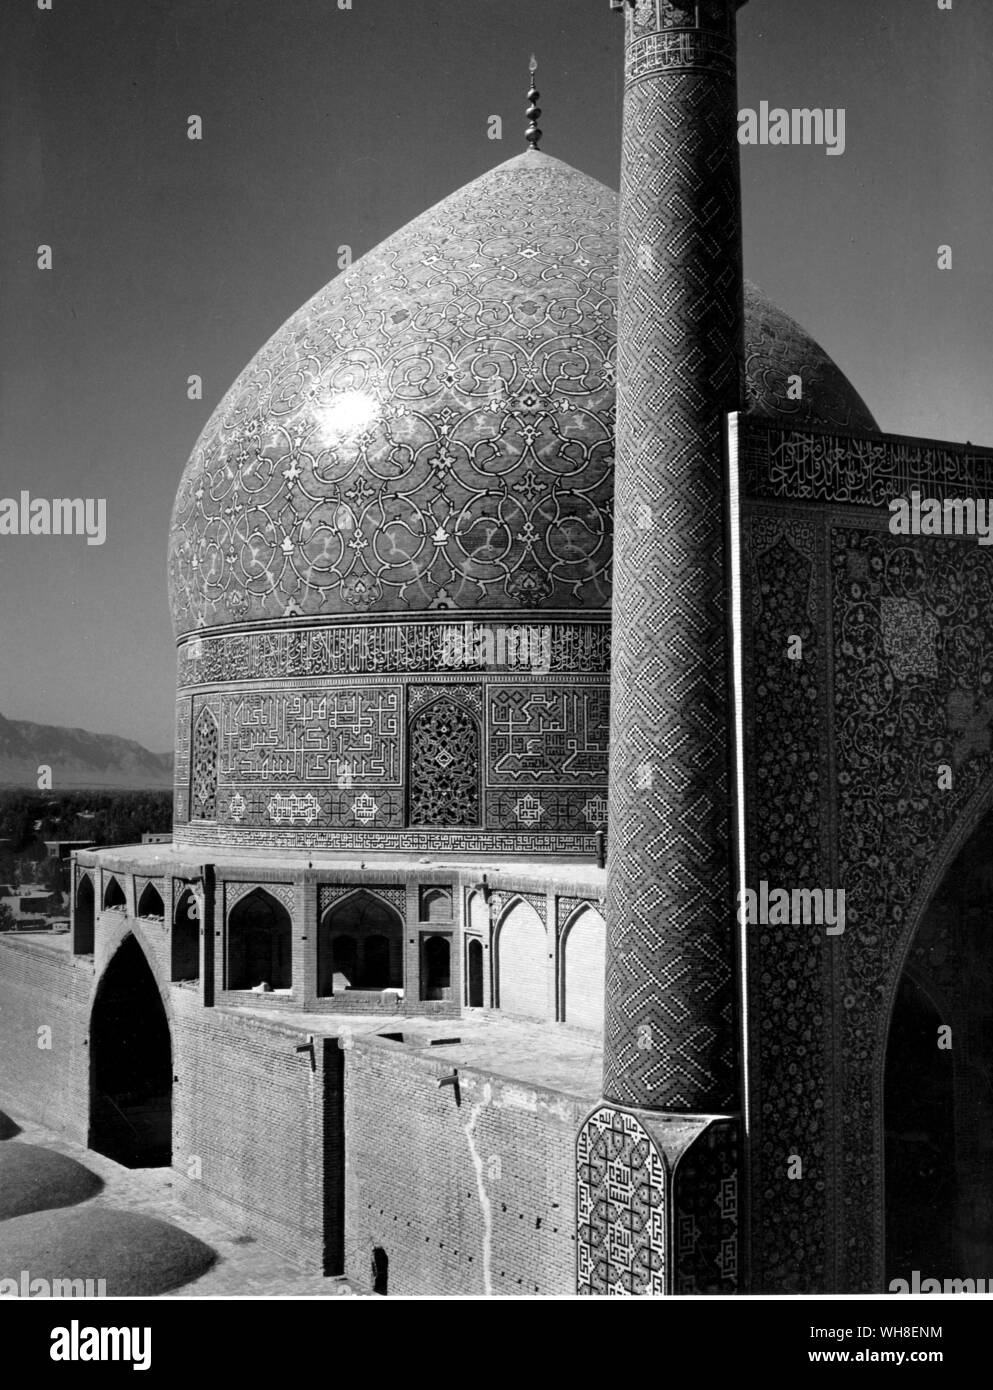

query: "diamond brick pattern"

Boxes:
[603, 0, 742, 1111]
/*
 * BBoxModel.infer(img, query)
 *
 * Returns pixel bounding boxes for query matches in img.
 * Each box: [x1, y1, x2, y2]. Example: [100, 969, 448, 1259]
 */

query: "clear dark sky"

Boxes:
[1, 0, 990, 751]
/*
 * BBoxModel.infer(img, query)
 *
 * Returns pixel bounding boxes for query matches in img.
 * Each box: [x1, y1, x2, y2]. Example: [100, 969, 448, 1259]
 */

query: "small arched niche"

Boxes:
[227, 888, 292, 992]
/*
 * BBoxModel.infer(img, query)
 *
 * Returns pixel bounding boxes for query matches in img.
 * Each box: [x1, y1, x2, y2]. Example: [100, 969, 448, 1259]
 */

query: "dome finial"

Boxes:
[525, 55, 542, 152]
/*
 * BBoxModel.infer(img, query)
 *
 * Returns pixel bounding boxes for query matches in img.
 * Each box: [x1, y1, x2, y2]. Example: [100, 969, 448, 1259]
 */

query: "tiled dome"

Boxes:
[168, 151, 875, 639]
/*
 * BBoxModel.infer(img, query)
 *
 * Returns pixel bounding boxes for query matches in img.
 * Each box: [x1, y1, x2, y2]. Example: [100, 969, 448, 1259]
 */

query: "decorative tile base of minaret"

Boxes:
[577, 1108, 739, 1295]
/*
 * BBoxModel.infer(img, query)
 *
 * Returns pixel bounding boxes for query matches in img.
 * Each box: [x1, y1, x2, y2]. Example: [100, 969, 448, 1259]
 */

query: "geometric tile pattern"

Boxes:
[190, 707, 218, 822]
[223, 881, 296, 916]
[167, 142, 873, 637]
[673, 1120, 739, 1294]
[489, 890, 548, 927]
[603, 0, 742, 1111]
[167, 134, 878, 857]
[172, 665, 607, 850]
[577, 1107, 667, 1296]
[740, 474, 993, 1293]
[742, 515, 832, 1292]
[318, 885, 407, 918]
[880, 597, 939, 680]
[831, 524, 993, 1290]
[174, 698, 191, 825]
[168, 154, 617, 634]
[743, 293, 877, 435]
[556, 896, 600, 938]
[408, 696, 481, 827]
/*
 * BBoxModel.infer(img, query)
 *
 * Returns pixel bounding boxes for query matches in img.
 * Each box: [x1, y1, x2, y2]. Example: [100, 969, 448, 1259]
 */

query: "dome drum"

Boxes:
[173, 615, 610, 854]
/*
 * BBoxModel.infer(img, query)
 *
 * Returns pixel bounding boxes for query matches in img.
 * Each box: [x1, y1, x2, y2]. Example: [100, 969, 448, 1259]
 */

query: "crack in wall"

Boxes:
[462, 1082, 493, 1296]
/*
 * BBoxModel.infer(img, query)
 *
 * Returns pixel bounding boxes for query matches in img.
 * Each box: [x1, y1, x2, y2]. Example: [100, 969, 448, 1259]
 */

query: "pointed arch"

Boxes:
[318, 889, 403, 996]
[561, 904, 606, 1033]
[494, 896, 548, 1020]
[137, 882, 165, 919]
[419, 885, 453, 922]
[466, 937, 484, 1008]
[103, 876, 126, 911]
[74, 872, 95, 954]
[90, 933, 172, 1167]
[172, 888, 200, 983]
[465, 889, 490, 1007]
[880, 793, 993, 1286]
[467, 889, 490, 938]
[227, 887, 292, 991]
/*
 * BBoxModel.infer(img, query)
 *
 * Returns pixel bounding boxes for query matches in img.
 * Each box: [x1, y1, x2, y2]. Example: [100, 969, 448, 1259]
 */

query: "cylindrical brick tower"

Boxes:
[604, 0, 747, 1114]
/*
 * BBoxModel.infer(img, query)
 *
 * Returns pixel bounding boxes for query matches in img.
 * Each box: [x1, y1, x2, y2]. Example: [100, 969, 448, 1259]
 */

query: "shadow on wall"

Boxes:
[0, 1111, 22, 1141]
[372, 1246, 388, 1295]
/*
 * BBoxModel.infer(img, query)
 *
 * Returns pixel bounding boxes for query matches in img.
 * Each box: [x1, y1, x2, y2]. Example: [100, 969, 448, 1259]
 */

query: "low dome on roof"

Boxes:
[743, 283, 877, 433]
[168, 151, 876, 638]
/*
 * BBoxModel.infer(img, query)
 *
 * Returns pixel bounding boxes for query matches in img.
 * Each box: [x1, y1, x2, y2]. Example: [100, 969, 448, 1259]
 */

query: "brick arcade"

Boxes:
[1, 0, 990, 1295]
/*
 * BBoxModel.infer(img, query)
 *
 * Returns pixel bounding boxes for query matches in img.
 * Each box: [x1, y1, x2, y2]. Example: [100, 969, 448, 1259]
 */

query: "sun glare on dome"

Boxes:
[310, 390, 381, 446]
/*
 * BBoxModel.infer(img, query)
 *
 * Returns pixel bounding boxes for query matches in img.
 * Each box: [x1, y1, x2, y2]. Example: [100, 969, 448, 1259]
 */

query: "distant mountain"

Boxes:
[0, 715, 173, 789]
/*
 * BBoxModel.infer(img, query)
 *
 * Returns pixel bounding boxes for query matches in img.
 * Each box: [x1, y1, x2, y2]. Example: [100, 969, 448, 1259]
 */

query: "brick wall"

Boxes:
[0, 928, 340, 1276]
[0, 937, 91, 1145]
[172, 995, 341, 1272]
[343, 1037, 592, 1295]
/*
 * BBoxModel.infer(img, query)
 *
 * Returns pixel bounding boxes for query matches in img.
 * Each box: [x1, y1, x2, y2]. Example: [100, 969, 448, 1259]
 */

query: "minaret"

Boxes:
[577, 0, 747, 1296]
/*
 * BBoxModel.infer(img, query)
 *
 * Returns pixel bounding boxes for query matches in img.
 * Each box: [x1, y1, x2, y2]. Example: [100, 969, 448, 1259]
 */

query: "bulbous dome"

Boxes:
[168, 151, 876, 638]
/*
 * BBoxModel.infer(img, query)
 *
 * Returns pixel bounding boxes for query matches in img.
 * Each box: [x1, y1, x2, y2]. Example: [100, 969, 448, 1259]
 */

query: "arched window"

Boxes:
[172, 888, 200, 983]
[407, 697, 481, 827]
[561, 906, 606, 1033]
[469, 890, 490, 936]
[191, 708, 219, 821]
[419, 885, 453, 922]
[227, 889, 292, 992]
[137, 882, 165, 919]
[74, 874, 95, 954]
[103, 877, 126, 911]
[318, 892, 403, 997]
[422, 934, 451, 1001]
[495, 899, 547, 1020]
[467, 937, 484, 1008]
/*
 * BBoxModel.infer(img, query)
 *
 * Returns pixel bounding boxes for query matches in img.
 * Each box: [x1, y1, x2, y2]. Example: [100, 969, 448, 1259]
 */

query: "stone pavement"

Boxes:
[2, 1111, 358, 1298]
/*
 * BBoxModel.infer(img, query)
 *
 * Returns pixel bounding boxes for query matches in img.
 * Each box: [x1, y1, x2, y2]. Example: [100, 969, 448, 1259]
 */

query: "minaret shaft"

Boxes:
[603, 0, 746, 1113]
